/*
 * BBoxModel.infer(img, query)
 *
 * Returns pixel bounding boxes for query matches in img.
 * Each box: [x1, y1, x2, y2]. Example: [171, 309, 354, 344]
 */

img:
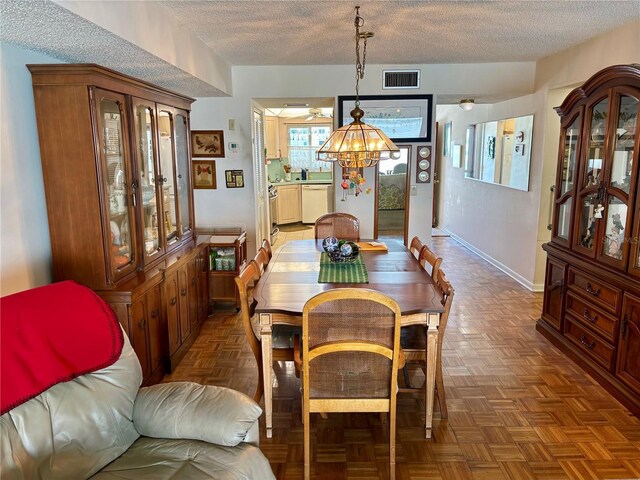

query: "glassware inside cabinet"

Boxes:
[158, 109, 179, 245]
[578, 193, 601, 251]
[603, 197, 627, 261]
[610, 95, 637, 195]
[175, 113, 192, 235]
[560, 116, 581, 196]
[584, 98, 609, 188]
[134, 103, 161, 257]
[100, 98, 133, 270]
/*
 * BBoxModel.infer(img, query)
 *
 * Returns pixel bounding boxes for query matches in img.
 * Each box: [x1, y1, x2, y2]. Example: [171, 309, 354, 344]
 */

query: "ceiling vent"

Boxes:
[383, 70, 420, 89]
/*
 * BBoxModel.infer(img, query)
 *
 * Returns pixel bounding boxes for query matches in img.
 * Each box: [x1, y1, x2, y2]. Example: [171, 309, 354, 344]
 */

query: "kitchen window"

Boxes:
[287, 124, 332, 171]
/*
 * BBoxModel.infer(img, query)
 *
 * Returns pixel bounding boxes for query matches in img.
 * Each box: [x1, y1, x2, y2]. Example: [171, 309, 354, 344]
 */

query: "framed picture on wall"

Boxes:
[225, 169, 244, 188]
[191, 130, 225, 158]
[338, 94, 433, 142]
[192, 160, 216, 189]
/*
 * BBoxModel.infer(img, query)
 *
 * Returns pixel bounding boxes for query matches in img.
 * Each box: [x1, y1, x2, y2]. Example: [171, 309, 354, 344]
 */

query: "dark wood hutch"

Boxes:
[539, 64, 640, 415]
[29, 64, 209, 385]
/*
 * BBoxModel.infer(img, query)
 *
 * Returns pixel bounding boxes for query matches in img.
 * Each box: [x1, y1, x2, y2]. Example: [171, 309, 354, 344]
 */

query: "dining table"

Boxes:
[253, 238, 445, 439]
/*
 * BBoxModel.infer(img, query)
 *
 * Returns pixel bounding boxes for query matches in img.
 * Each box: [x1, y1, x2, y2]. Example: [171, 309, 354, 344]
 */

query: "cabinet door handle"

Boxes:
[170, 297, 177, 306]
[582, 308, 597, 324]
[580, 335, 596, 350]
[181, 288, 187, 296]
[150, 310, 159, 319]
[138, 318, 145, 330]
[585, 283, 601, 297]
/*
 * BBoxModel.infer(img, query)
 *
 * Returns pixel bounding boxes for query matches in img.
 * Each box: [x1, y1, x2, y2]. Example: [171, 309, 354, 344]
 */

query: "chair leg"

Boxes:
[304, 404, 310, 480]
[435, 362, 447, 419]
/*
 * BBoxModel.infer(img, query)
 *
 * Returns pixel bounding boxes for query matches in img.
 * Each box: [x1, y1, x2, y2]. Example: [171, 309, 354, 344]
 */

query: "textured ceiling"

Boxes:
[161, 0, 640, 65]
[1, 0, 638, 100]
[0, 0, 224, 97]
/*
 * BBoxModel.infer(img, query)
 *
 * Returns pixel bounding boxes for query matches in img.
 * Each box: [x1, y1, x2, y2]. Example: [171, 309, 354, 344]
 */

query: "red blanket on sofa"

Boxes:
[1, 281, 124, 415]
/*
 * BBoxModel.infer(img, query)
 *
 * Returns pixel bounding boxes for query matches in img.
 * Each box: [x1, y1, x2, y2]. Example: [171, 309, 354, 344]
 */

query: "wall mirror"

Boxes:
[465, 114, 534, 191]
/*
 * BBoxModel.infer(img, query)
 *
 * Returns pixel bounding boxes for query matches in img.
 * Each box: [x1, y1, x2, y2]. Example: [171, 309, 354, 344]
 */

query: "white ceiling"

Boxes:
[161, 0, 640, 65]
[1, 0, 639, 98]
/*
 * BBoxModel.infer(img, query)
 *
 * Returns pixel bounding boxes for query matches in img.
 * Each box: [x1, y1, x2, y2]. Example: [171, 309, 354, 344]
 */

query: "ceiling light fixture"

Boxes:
[316, 6, 399, 168]
[459, 99, 475, 111]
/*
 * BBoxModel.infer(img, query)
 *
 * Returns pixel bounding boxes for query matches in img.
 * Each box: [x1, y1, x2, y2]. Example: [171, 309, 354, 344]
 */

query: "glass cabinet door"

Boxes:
[132, 99, 163, 261]
[94, 88, 137, 281]
[598, 89, 639, 268]
[553, 112, 581, 244]
[157, 108, 179, 247]
[175, 112, 192, 236]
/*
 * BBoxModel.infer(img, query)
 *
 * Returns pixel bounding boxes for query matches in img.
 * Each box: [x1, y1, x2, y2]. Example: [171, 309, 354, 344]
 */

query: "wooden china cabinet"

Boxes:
[539, 64, 640, 415]
[29, 64, 209, 385]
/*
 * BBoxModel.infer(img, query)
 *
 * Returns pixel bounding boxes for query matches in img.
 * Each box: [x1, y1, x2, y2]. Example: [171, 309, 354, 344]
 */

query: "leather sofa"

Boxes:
[1, 282, 275, 480]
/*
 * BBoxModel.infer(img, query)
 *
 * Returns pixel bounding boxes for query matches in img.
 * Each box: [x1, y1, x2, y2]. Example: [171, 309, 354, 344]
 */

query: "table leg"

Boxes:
[260, 313, 274, 438]
[424, 312, 440, 439]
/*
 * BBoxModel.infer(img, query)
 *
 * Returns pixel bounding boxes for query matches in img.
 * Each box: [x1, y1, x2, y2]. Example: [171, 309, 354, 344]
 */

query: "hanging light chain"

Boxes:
[354, 6, 372, 108]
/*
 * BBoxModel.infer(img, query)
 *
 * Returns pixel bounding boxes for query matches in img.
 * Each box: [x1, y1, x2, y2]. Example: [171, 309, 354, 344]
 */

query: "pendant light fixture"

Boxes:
[316, 6, 399, 168]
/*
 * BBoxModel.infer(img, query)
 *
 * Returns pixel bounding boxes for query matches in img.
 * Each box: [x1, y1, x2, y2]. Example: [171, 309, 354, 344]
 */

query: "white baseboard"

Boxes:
[441, 229, 543, 293]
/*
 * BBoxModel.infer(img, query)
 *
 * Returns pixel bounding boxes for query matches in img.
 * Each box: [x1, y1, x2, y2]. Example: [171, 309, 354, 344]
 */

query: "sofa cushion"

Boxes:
[1, 336, 141, 480]
[133, 382, 263, 447]
[91, 437, 275, 480]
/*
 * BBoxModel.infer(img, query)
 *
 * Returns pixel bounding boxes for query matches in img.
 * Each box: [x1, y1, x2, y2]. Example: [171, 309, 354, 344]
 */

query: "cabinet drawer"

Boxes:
[566, 291, 619, 343]
[567, 268, 621, 315]
[565, 316, 615, 371]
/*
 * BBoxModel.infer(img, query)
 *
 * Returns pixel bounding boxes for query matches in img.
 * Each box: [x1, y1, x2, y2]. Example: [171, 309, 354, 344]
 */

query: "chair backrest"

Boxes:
[419, 244, 442, 281]
[261, 238, 273, 260]
[435, 269, 454, 349]
[302, 288, 401, 405]
[409, 236, 425, 260]
[235, 262, 261, 349]
[314, 213, 360, 241]
[253, 247, 270, 277]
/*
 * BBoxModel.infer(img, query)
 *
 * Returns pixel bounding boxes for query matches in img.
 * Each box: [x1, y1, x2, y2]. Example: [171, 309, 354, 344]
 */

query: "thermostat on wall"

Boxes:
[228, 142, 239, 153]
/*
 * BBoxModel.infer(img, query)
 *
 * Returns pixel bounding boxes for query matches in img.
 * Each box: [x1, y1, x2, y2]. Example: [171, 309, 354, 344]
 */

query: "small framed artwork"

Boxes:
[191, 130, 225, 158]
[192, 160, 216, 189]
[225, 169, 244, 188]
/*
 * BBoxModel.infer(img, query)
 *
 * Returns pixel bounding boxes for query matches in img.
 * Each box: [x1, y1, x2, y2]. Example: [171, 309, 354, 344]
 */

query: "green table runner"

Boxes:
[318, 252, 369, 284]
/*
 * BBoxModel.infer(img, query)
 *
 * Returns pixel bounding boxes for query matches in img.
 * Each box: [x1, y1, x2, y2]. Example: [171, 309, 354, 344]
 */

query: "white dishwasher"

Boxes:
[301, 184, 333, 224]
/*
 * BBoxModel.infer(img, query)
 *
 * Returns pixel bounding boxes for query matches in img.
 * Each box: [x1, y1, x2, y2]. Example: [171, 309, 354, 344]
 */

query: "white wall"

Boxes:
[191, 62, 535, 253]
[436, 20, 640, 291]
[0, 43, 61, 295]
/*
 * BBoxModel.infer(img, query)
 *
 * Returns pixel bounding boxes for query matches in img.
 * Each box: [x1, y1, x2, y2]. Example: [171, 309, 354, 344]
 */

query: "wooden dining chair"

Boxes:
[314, 212, 360, 241]
[409, 236, 425, 260]
[400, 269, 454, 418]
[253, 247, 270, 277]
[235, 262, 299, 403]
[419, 244, 442, 281]
[297, 288, 403, 480]
[261, 238, 273, 260]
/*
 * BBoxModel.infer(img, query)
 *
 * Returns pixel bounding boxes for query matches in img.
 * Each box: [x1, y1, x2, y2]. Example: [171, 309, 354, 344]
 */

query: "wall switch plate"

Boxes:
[410, 185, 417, 196]
[228, 119, 236, 131]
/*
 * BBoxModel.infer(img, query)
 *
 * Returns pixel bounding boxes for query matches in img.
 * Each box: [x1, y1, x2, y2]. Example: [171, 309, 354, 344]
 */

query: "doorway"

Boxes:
[374, 145, 411, 244]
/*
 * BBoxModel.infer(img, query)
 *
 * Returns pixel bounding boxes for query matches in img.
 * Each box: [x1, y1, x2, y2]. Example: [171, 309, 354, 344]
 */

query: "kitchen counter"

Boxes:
[270, 179, 333, 185]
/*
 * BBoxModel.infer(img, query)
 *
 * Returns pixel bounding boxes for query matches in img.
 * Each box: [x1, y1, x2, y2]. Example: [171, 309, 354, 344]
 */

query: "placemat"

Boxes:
[355, 241, 388, 251]
[318, 252, 369, 284]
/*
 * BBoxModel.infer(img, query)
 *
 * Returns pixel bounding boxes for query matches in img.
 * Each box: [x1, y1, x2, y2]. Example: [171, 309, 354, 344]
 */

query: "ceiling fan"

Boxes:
[305, 108, 332, 121]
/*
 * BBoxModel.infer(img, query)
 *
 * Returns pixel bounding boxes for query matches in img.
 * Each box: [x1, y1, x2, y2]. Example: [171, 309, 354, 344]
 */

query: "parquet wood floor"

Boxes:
[162, 236, 640, 479]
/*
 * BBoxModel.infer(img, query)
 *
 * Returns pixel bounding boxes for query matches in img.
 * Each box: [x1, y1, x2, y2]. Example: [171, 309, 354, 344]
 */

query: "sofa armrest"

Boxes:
[133, 382, 262, 447]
